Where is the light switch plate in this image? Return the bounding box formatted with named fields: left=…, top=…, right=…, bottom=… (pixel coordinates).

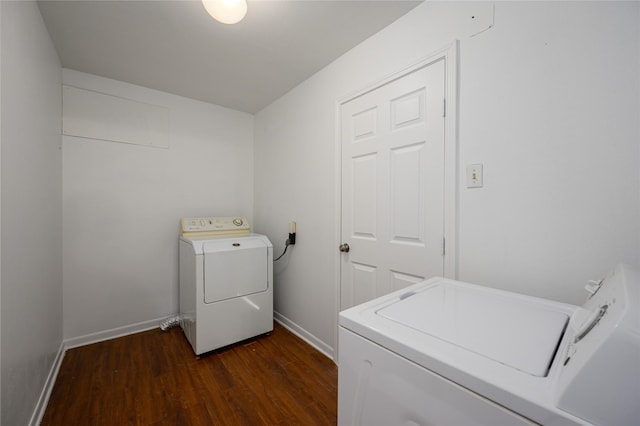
left=466, top=164, right=483, bottom=188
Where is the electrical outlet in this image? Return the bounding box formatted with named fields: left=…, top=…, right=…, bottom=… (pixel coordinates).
left=466, top=164, right=483, bottom=188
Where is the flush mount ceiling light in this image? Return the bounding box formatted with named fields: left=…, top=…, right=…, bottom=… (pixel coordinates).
left=201, top=0, right=248, bottom=25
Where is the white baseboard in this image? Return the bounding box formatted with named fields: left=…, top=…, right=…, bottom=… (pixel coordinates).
left=29, top=316, right=172, bottom=425
left=274, top=311, right=335, bottom=362
left=63, top=316, right=167, bottom=350
left=29, top=316, right=169, bottom=425
left=29, top=341, right=65, bottom=426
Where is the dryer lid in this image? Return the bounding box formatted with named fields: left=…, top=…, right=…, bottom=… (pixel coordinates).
left=376, top=281, right=569, bottom=377
left=203, top=238, right=269, bottom=304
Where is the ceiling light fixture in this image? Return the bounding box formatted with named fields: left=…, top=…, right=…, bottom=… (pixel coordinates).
left=201, top=0, right=248, bottom=25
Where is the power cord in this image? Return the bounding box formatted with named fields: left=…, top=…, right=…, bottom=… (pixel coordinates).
left=274, top=232, right=296, bottom=262
left=274, top=240, right=290, bottom=262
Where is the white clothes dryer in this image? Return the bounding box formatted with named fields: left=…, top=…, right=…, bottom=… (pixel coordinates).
left=179, top=217, right=273, bottom=355
left=338, top=263, right=639, bottom=426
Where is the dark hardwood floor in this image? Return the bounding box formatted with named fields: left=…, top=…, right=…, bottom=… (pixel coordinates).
left=41, top=322, right=338, bottom=425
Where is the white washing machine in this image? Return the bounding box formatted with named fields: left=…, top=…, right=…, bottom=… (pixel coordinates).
left=179, top=217, right=273, bottom=355
left=339, top=263, right=639, bottom=426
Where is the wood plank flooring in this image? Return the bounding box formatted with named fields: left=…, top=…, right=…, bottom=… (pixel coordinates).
left=41, top=323, right=338, bottom=425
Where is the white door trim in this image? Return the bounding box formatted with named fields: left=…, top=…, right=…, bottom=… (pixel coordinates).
left=332, top=41, right=459, bottom=361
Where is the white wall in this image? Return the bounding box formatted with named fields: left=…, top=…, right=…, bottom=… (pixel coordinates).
left=62, top=70, right=254, bottom=341
left=457, top=1, right=640, bottom=301
left=254, top=1, right=640, bottom=357
left=1, top=2, right=63, bottom=425
left=1, top=1, right=4, bottom=418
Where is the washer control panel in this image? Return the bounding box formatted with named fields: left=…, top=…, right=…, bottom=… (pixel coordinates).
left=181, top=216, right=250, bottom=236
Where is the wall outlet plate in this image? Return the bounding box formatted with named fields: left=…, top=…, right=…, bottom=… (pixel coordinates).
left=466, top=164, right=483, bottom=188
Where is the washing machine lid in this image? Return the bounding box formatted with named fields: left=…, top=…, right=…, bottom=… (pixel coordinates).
left=375, top=281, right=569, bottom=377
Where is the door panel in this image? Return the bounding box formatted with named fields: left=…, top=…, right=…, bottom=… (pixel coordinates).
left=352, top=262, right=377, bottom=307
left=353, top=107, right=378, bottom=140
left=341, top=59, right=446, bottom=311
left=352, top=154, right=377, bottom=238
left=389, top=270, right=425, bottom=291
left=390, top=142, right=425, bottom=244
left=391, top=88, right=425, bottom=129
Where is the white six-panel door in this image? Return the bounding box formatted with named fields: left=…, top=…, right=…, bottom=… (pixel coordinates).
left=340, top=58, right=446, bottom=310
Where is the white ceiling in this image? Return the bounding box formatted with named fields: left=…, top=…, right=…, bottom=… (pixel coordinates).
left=38, top=0, right=422, bottom=113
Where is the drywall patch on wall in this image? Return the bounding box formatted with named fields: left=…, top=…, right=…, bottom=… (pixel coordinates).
left=63, top=85, right=169, bottom=149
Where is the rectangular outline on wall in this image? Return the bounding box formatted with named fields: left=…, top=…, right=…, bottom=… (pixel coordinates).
left=62, top=85, right=170, bottom=149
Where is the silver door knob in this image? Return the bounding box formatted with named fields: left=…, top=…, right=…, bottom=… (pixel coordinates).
left=339, top=243, right=350, bottom=253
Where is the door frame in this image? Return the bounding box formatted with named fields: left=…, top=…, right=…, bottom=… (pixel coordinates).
left=332, top=41, right=459, bottom=360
